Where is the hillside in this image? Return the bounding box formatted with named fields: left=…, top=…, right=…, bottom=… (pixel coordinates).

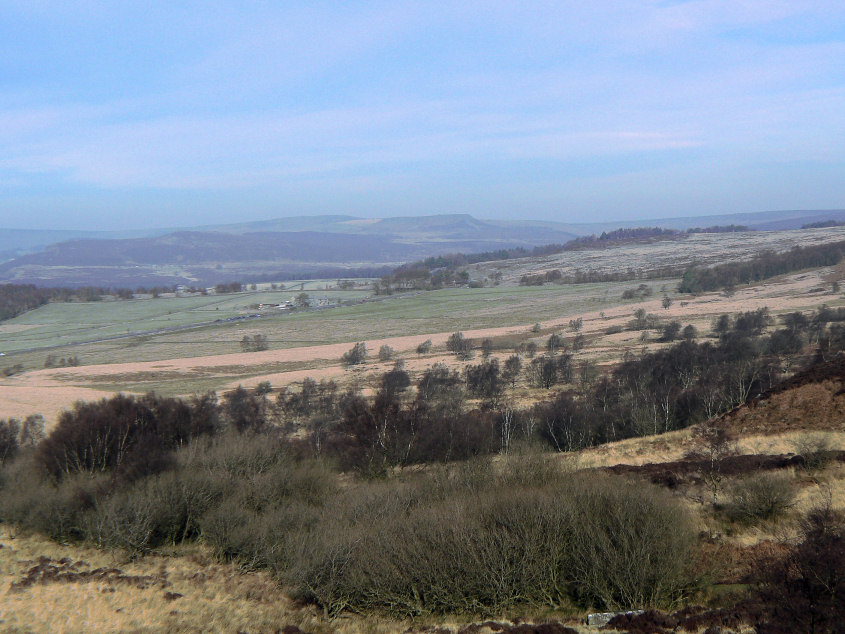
left=477, top=225, right=845, bottom=285
left=184, top=208, right=845, bottom=238
left=720, top=353, right=845, bottom=435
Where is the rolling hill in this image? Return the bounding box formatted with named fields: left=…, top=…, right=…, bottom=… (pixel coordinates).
left=3, top=209, right=845, bottom=287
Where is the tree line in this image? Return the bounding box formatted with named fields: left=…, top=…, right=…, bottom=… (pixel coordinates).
left=0, top=283, right=210, bottom=322
left=678, top=240, right=845, bottom=293
left=687, top=224, right=749, bottom=233
left=4, top=304, right=843, bottom=482
left=384, top=225, right=747, bottom=291
left=565, top=226, right=681, bottom=249
left=802, top=219, right=845, bottom=229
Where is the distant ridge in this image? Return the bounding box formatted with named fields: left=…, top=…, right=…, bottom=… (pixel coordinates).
left=173, top=208, right=845, bottom=236
left=2, top=209, right=844, bottom=287
left=3, top=208, right=844, bottom=253
left=553, top=209, right=845, bottom=235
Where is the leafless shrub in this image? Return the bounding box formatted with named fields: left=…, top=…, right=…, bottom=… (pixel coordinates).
left=497, top=447, right=564, bottom=489
left=682, top=324, right=697, bottom=341
left=0, top=462, right=101, bottom=542
left=88, top=486, right=160, bottom=555
left=726, top=472, right=796, bottom=524
left=757, top=503, right=845, bottom=632
left=563, top=475, right=699, bottom=610
left=199, top=499, right=272, bottom=569
left=19, top=414, right=45, bottom=448
left=0, top=418, right=20, bottom=465
left=688, top=420, right=736, bottom=506
left=284, top=471, right=699, bottom=616
left=341, top=342, right=367, bottom=366
left=240, top=334, right=269, bottom=352
left=518, top=340, right=538, bottom=358
left=447, top=331, right=474, bottom=360
left=222, top=385, right=269, bottom=434
left=792, top=433, right=834, bottom=474
left=502, top=354, right=523, bottom=388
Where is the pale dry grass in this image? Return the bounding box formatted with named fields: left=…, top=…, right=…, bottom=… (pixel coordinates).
left=574, top=429, right=696, bottom=468
left=0, top=385, right=116, bottom=430
left=735, top=430, right=845, bottom=456
left=0, top=531, right=597, bottom=634
left=0, top=531, right=292, bottom=633
left=573, top=427, right=843, bottom=471
left=0, top=324, right=39, bottom=334
left=0, top=531, right=426, bottom=634
left=723, top=380, right=845, bottom=436
left=718, top=463, right=845, bottom=548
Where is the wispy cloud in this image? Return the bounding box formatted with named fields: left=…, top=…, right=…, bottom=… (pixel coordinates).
left=1, top=1, right=843, bottom=226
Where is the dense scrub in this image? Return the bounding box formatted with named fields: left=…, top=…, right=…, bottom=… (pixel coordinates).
left=322, top=308, right=843, bottom=466
left=0, top=442, right=700, bottom=616
left=36, top=392, right=221, bottom=482
left=286, top=465, right=699, bottom=616
left=595, top=505, right=845, bottom=634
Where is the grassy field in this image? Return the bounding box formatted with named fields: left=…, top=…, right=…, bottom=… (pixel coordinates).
left=0, top=279, right=639, bottom=366
left=4, top=224, right=845, bottom=361
left=273, top=281, right=633, bottom=336
left=0, top=287, right=372, bottom=354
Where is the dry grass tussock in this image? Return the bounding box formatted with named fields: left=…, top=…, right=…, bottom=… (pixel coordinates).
left=0, top=532, right=602, bottom=634
left=576, top=428, right=845, bottom=470
left=0, top=531, right=433, bottom=633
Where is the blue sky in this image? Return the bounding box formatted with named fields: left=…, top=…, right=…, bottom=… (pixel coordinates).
left=1, top=1, right=844, bottom=230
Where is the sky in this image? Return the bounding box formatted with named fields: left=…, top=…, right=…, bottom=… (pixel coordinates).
left=1, top=1, right=844, bottom=231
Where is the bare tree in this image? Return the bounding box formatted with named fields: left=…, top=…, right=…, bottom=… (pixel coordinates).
left=341, top=342, right=368, bottom=366
left=446, top=332, right=473, bottom=360
left=688, top=420, right=736, bottom=506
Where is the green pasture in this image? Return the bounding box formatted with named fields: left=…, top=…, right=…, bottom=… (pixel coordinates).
left=0, top=287, right=372, bottom=354
left=257, top=278, right=372, bottom=292
left=1, top=294, right=240, bottom=353
left=2, top=271, right=839, bottom=397
left=278, top=280, right=652, bottom=334
left=0, top=279, right=677, bottom=379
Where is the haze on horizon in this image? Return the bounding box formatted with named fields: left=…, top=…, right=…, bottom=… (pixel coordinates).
left=1, top=1, right=844, bottom=232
